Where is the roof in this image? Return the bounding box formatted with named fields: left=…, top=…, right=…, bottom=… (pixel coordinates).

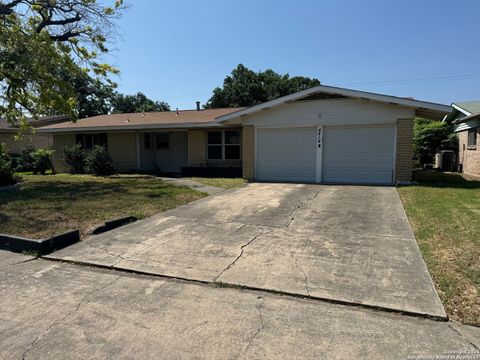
left=38, top=108, right=244, bottom=133
left=453, top=101, right=480, bottom=116
left=0, top=115, right=69, bottom=131
left=216, top=85, right=452, bottom=123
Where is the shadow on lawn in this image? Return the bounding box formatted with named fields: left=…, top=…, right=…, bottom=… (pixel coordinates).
left=412, top=170, right=480, bottom=189
left=0, top=179, right=176, bottom=206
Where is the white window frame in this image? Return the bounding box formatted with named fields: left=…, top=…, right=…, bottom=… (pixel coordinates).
left=207, top=130, right=241, bottom=161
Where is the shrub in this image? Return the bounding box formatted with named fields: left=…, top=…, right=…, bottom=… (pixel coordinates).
left=31, top=149, right=55, bottom=175
left=63, top=144, right=86, bottom=174
left=86, top=145, right=115, bottom=176
left=0, top=143, right=16, bottom=186
left=413, top=118, right=458, bottom=168
left=16, top=144, right=36, bottom=172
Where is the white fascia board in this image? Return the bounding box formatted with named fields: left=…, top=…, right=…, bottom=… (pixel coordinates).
left=37, top=122, right=228, bottom=133
left=215, top=85, right=452, bottom=123
left=452, top=103, right=472, bottom=116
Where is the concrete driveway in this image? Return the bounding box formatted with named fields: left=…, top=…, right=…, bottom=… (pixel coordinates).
left=48, top=183, right=446, bottom=318
left=2, top=251, right=479, bottom=360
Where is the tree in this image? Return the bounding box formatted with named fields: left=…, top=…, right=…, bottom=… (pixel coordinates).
left=205, top=64, right=320, bottom=108
left=0, top=0, right=125, bottom=125
left=413, top=118, right=458, bottom=167
left=112, top=92, right=170, bottom=113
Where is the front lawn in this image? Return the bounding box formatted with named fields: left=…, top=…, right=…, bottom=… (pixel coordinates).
left=188, top=177, right=247, bottom=189
left=0, top=174, right=205, bottom=239
left=398, top=171, right=480, bottom=326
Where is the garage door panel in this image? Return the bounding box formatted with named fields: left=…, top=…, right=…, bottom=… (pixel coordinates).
left=257, top=128, right=316, bottom=182
left=323, top=125, right=395, bottom=185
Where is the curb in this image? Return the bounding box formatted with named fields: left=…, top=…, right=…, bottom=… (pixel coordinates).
left=91, top=216, right=137, bottom=235
left=0, top=230, right=80, bottom=255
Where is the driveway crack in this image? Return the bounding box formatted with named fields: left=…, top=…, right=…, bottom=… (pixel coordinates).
left=286, top=189, right=322, bottom=228
left=243, top=296, right=265, bottom=358
left=21, top=275, right=121, bottom=359
left=214, top=229, right=265, bottom=282
left=289, top=244, right=311, bottom=297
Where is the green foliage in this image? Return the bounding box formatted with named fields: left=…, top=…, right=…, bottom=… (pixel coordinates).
left=31, top=149, right=54, bottom=175
left=0, top=0, right=125, bottom=124
left=413, top=118, right=458, bottom=167
left=16, top=145, right=36, bottom=172
left=112, top=92, right=170, bottom=113
left=205, top=64, right=321, bottom=108
left=63, top=144, right=86, bottom=174
left=86, top=146, right=115, bottom=176
left=0, top=143, right=16, bottom=186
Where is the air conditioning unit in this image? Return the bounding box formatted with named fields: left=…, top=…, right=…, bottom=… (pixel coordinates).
left=435, top=150, right=455, bottom=172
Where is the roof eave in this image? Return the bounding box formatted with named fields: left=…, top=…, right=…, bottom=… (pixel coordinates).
left=36, top=121, right=230, bottom=133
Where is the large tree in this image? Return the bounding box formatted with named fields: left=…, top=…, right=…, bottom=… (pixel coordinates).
left=112, top=92, right=170, bottom=114
left=0, top=0, right=125, bottom=125
left=205, top=64, right=320, bottom=108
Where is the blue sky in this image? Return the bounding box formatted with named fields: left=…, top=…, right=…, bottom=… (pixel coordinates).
left=106, top=0, right=480, bottom=109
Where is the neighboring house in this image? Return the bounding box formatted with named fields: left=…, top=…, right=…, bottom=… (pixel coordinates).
left=449, top=101, right=480, bottom=176
left=38, top=85, right=451, bottom=185
left=0, top=116, right=69, bottom=155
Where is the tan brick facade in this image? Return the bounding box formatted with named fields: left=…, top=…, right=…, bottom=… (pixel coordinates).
left=108, top=132, right=137, bottom=171
left=458, top=129, right=480, bottom=176
left=187, top=129, right=206, bottom=166
left=52, top=134, right=75, bottom=172
left=242, top=125, right=255, bottom=180
left=395, top=119, right=414, bottom=182
left=52, top=132, right=138, bottom=173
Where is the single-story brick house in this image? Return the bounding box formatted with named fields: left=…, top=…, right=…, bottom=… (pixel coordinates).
left=450, top=101, right=480, bottom=176
left=38, top=85, right=451, bottom=184
left=0, top=116, right=69, bottom=155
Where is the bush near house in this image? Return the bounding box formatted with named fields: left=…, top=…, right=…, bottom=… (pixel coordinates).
left=413, top=118, right=457, bottom=168
left=63, top=144, right=86, bottom=174
left=86, top=145, right=116, bottom=176
left=0, top=143, right=16, bottom=187
left=31, top=149, right=55, bottom=175
left=16, top=145, right=36, bottom=172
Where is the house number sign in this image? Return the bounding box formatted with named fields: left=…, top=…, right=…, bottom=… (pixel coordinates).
left=317, top=128, right=322, bottom=148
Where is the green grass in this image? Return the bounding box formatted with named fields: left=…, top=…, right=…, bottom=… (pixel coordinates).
left=397, top=170, right=480, bottom=326
left=0, top=174, right=205, bottom=239
left=188, top=177, right=247, bottom=189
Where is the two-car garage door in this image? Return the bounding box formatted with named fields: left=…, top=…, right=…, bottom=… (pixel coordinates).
left=256, top=125, right=395, bottom=184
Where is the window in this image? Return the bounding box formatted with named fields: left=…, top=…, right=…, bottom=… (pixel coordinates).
left=207, top=130, right=240, bottom=160
left=76, top=133, right=107, bottom=150
left=156, top=133, right=169, bottom=149
left=467, top=128, right=477, bottom=149
left=143, top=133, right=152, bottom=150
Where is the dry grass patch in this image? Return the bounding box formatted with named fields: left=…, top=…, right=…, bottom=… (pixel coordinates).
left=0, top=174, right=205, bottom=239
left=398, top=171, right=480, bottom=326
left=188, top=177, right=247, bottom=189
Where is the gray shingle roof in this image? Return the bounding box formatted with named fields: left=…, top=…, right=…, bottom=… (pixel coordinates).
left=455, top=101, right=480, bottom=115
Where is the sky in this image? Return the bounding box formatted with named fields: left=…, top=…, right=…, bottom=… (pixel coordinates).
left=105, top=0, right=480, bottom=110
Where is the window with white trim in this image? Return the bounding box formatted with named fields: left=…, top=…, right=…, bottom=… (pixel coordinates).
left=207, top=130, right=240, bottom=160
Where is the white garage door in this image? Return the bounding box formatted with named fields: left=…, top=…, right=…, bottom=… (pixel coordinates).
left=323, top=125, right=395, bottom=184
left=257, top=127, right=316, bottom=182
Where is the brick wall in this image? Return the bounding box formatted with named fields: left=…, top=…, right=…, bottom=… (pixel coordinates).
left=458, top=129, right=480, bottom=176
left=395, top=119, right=414, bottom=182
left=242, top=125, right=255, bottom=180
left=187, top=129, right=206, bottom=166
left=52, top=134, right=75, bottom=172
left=108, top=132, right=137, bottom=171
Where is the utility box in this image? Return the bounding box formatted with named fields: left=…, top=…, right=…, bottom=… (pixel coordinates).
left=435, top=150, right=455, bottom=172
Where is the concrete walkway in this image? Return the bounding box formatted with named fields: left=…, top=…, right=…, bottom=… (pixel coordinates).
left=1, top=252, right=479, bottom=360
left=158, top=177, right=224, bottom=195
left=48, top=183, right=446, bottom=318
